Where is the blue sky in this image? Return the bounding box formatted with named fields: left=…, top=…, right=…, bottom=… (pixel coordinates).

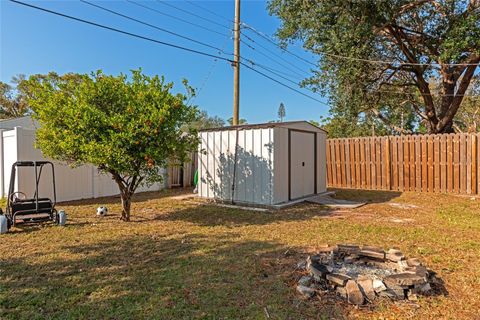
left=0, top=0, right=331, bottom=124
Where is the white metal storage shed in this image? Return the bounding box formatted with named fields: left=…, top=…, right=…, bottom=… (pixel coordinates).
left=198, top=121, right=327, bottom=206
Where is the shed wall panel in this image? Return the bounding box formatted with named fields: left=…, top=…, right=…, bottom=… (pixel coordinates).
left=273, top=127, right=288, bottom=204
left=317, top=132, right=327, bottom=193
left=198, top=128, right=274, bottom=205
left=261, top=129, right=273, bottom=204
left=198, top=132, right=208, bottom=198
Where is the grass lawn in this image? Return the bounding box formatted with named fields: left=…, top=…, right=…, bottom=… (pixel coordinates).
left=1, top=188, right=480, bottom=319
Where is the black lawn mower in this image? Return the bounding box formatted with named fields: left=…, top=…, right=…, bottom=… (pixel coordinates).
left=0, top=161, right=66, bottom=233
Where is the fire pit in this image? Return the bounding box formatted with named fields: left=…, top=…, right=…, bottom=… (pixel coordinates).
left=296, top=244, right=436, bottom=305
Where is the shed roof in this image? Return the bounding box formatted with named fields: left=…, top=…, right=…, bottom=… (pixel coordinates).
left=199, top=120, right=327, bottom=133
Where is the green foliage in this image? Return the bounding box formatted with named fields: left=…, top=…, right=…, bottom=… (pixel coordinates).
left=451, top=77, right=480, bottom=132
left=269, top=0, right=480, bottom=134
left=0, top=74, right=30, bottom=119
left=23, top=70, right=199, bottom=220
left=277, top=102, right=286, bottom=122
left=318, top=101, right=418, bottom=138
left=190, top=110, right=225, bottom=130
left=227, top=117, right=247, bottom=125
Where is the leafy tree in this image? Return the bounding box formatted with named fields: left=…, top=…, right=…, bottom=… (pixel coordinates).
left=23, top=70, right=199, bottom=221
left=278, top=102, right=286, bottom=122
left=0, top=74, right=30, bottom=119
left=269, top=0, right=480, bottom=134
left=227, top=117, right=247, bottom=125
left=452, top=76, right=480, bottom=132
left=190, top=110, right=225, bottom=129
left=316, top=108, right=418, bottom=138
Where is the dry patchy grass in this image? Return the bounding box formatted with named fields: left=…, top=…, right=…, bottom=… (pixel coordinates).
left=1, top=188, right=480, bottom=319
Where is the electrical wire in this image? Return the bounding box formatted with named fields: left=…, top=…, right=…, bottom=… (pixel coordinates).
left=242, top=58, right=304, bottom=81
left=82, top=0, right=313, bottom=97
left=10, top=0, right=326, bottom=105
left=155, top=0, right=231, bottom=30
left=126, top=0, right=228, bottom=37
left=241, top=22, right=317, bottom=67
left=185, top=0, right=234, bottom=24
left=241, top=39, right=306, bottom=79
left=241, top=22, right=480, bottom=67
left=364, top=88, right=480, bottom=98
left=242, top=58, right=303, bottom=87
left=241, top=32, right=311, bottom=75
left=240, top=62, right=329, bottom=105
left=81, top=0, right=233, bottom=55
left=10, top=0, right=233, bottom=62
left=188, top=35, right=232, bottom=104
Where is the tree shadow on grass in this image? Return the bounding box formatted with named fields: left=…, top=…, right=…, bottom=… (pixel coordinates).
left=330, top=188, right=402, bottom=204
left=0, top=233, right=347, bottom=319
left=58, top=188, right=188, bottom=207
left=152, top=202, right=339, bottom=227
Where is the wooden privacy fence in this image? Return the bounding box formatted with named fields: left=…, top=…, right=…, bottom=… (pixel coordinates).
left=167, top=152, right=198, bottom=188
left=326, top=133, right=480, bottom=194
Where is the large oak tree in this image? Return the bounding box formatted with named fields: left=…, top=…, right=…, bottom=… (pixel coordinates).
left=269, top=0, right=480, bottom=134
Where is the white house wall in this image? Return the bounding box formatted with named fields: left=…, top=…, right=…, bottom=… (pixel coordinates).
left=0, top=116, right=37, bottom=131
left=1, top=128, right=164, bottom=202
left=16, top=128, right=91, bottom=201
left=2, top=129, right=19, bottom=196
left=198, top=128, right=274, bottom=205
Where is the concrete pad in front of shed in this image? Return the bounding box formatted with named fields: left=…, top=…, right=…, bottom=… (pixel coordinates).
left=305, top=195, right=366, bottom=209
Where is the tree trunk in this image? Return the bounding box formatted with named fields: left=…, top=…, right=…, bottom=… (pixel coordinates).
left=120, top=191, right=132, bottom=222
left=107, top=169, right=143, bottom=222
left=440, top=120, right=455, bottom=133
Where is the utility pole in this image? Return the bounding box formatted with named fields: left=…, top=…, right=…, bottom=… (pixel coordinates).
left=232, top=0, right=240, bottom=125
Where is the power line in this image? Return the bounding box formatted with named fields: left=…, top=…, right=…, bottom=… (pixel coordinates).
left=241, top=39, right=306, bottom=79
left=241, top=22, right=317, bottom=67
left=242, top=58, right=304, bottom=81
left=126, top=0, right=228, bottom=37
left=240, top=62, right=328, bottom=105
left=241, top=22, right=480, bottom=67
left=10, top=0, right=233, bottom=63
left=242, top=58, right=303, bottom=88
left=10, top=0, right=326, bottom=105
left=185, top=0, right=234, bottom=24
left=188, top=37, right=231, bottom=104
left=155, top=0, right=231, bottom=30
left=242, top=23, right=479, bottom=98
left=241, top=57, right=327, bottom=100
left=241, top=32, right=311, bottom=75
left=365, top=88, right=480, bottom=98
left=81, top=0, right=233, bottom=55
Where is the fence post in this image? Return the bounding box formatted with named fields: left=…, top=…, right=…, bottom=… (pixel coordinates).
left=385, top=137, right=391, bottom=190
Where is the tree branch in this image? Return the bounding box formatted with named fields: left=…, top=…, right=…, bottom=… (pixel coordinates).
left=371, top=108, right=412, bottom=134
left=437, top=56, right=480, bottom=131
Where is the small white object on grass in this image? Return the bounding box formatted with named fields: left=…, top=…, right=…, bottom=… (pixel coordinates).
left=0, top=215, right=8, bottom=234
left=96, top=206, right=108, bottom=216
left=58, top=210, right=67, bottom=226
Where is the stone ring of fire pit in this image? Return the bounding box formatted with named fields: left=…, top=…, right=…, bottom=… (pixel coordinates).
left=296, top=244, right=435, bottom=305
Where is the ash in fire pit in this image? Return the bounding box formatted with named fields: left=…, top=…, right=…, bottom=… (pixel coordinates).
left=296, top=244, right=437, bottom=305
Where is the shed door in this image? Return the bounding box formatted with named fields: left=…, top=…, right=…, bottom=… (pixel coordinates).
left=290, top=131, right=315, bottom=200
